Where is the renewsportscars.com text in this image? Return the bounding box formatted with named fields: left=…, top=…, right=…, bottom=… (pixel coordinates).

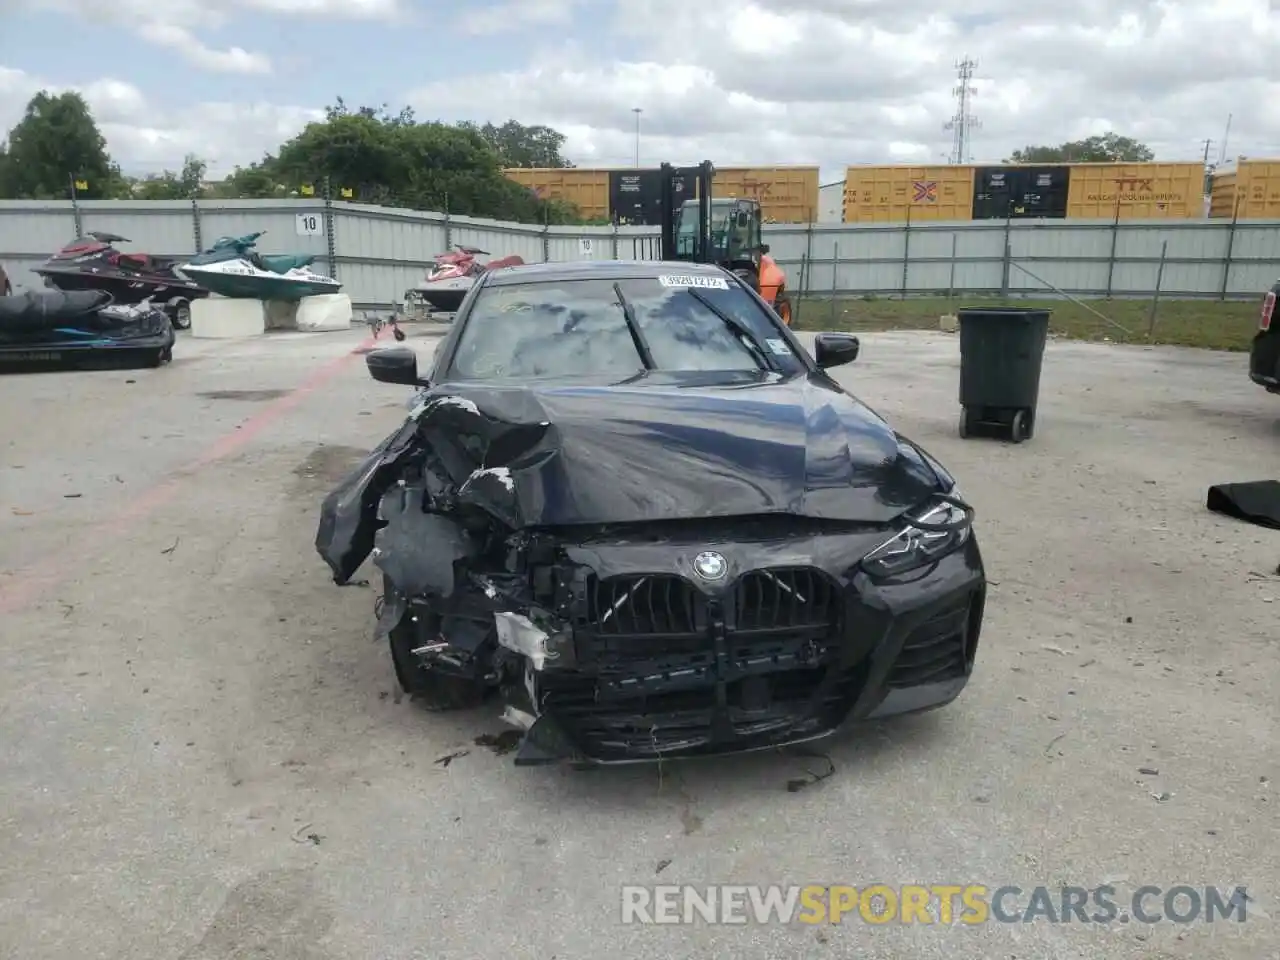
left=620, top=884, right=1250, bottom=926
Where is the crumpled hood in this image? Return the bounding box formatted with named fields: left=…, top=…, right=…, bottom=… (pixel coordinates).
left=426, top=374, right=944, bottom=527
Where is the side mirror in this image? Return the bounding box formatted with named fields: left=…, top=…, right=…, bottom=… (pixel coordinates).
left=367, top=346, right=428, bottom=386
left=759, top=243, right=770, bottom=255
left=814, top=333, right=859, bottom=369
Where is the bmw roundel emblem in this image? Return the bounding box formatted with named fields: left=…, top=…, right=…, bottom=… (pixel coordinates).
left=692, top=551, right=728, bottom=581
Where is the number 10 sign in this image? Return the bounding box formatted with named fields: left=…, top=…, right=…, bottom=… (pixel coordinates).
left=295, top=213, right=324, bottom=237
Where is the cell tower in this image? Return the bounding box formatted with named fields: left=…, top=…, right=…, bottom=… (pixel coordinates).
left=944, top=56, right=981, bottom=164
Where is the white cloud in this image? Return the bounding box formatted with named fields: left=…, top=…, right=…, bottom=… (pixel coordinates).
left=9, top=0, right=406, bottom=74
left=136, top=22, right=272, bottom=75
left=459, top=0, right=580, bottom=34
left=6, top=0, right=1280, bottom=184
left=409, top=0, right=1280, bottom=176
left=17, top=0, right=272, bottom=74
left=0, top=67, right=322, bottom=176
left=239, top=0, right=403, bottom=17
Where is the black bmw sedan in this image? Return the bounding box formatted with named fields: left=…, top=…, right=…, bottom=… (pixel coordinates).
left=1250, top=280, right=1279, bottom=394
left=317, top=259, right=985, bottom=765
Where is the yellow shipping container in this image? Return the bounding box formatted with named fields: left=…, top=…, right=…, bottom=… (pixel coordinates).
left=1210, top=158, right=1280, bottom=218
left=506, top=165, right=819, bottom=223
left=1064, top=162, right=1203, bottom=219
left=502, top=168, right=610, bottom=220
left=842, top=166, right=975, bottom=223
left=712, top=166, right=820, bottom=223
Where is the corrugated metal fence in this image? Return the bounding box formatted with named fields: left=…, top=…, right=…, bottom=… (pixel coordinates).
left=1, top=199, right=1277, bottom=307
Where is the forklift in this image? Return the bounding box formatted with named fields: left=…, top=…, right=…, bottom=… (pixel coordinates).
left=657, top=161, right=793, bottom=325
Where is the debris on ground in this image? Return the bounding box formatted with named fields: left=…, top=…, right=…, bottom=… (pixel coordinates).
left=291, top=822, right=323, bottom=844
left=1206, top=480, right=1280, bottom=530
left=474, top=731, right=521, bottom=756
left=783, top=748, right=836, bottom=793
left=434, top=749, right=469, bottom=767
left=655, top=859, right=672, bottom=874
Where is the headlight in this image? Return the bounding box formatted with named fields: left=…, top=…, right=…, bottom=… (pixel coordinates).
left=860, top=493, right=973, bottom=579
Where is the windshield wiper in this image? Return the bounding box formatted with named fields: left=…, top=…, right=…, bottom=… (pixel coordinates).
left=614, top=282, right=655, bottom=370
left=686, top=288, right=774, bottom=371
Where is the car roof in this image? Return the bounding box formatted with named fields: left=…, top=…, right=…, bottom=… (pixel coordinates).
left=484, top=259, right=730, bottom=286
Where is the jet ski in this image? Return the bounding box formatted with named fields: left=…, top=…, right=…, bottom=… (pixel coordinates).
left=175, top=231, right=341, bottom=302
left=0, top=289, right=175, bottom=371
left=404, top=245, right=525, bottom=314
left=32, top=231, right=208, bottom=330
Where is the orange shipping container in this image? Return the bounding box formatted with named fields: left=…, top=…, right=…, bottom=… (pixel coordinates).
left=1210, top=158, right=1280, bottom=218
left=842, top=166, right=975, bottom=223
left=1064, top=162, right=1203, bottom=219
left=502, top=168, right=610, bottom=220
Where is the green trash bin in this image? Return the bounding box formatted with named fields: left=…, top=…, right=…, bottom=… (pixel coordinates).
left=957, top=307, right=1051, bottom=443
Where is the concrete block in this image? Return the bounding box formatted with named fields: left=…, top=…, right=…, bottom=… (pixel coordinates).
left=939, top=314, right=959, bottom=333
left=265, top=300, right=299, bottom=331
left=190, top=296, right=266, bottom=338
left=295, top=293, right=353, bottom=332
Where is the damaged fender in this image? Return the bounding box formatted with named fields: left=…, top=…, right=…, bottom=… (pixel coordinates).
left=314, top=391, right=555, bottom=585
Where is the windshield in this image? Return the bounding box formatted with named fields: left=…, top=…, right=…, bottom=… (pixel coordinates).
left=448, top=276, right=801, bottom=381
left=675, top=201, right=743, bottom=257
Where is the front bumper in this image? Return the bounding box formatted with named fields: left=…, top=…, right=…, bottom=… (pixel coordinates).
left=503, top=527, right=986, bottom=765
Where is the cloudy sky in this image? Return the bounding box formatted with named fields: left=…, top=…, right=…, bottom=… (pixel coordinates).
left=1, top=0, right=1277, bottom=182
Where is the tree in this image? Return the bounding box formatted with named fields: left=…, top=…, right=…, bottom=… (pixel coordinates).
left=1006, top=133, right=1155, bottom=164
left=325, top=97, right=415, bottom=128
left=131, top=154, right=209, bottom=200
left=1, top=91, right=125, bottom=199
left=458, top=120, right=572, bottom=168
left=0, top=88, right=585, bottom=222
left=265, top=102, right=580, bottom=222
left=213, top=161, right=287, bottom=199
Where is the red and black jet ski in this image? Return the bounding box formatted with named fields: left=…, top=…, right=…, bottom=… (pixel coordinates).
left=32, top=231, right=208, bottom=329
left=404, top=245, right=525, bottom=314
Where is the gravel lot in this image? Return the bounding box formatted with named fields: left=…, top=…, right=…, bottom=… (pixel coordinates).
left=0, top=325, right=1276, bottom=960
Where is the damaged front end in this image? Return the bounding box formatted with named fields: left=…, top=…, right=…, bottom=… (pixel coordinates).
left=317, top=384, right=985, bottom=766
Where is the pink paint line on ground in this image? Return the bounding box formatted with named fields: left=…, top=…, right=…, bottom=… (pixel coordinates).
left=0, top=335, right=380, bottom=615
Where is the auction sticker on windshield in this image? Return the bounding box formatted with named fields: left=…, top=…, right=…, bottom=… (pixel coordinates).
left=765, top=338, right=793, bottom=356
left=659, top=275, right=729, bottom=289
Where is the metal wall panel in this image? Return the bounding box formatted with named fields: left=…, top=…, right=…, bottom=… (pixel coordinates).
left=196, top=201, right=330, bottom=256
left=332, top=204, right=447, bottom=264
left=2, top=200, right=1278, bottom=304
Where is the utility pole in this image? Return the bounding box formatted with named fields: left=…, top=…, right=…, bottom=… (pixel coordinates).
left=943, top=57, right=981, bottom=164
left=1201, top=138, right=1215, bottom=197
left=632, top=108, right=642, bottom=167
